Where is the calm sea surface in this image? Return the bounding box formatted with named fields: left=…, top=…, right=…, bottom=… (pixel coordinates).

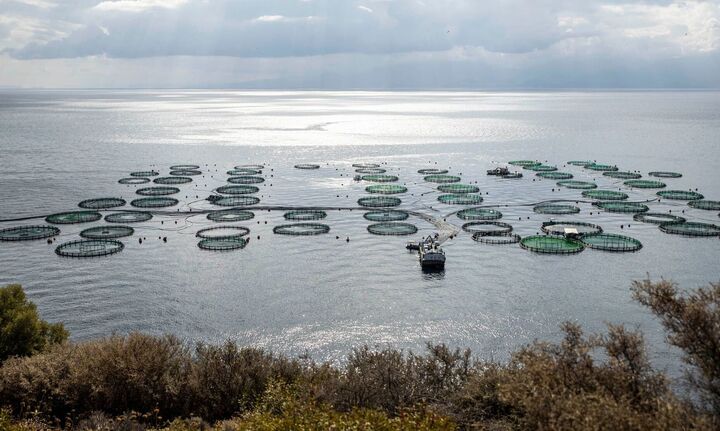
left=0, top=90, right=718, bottom=370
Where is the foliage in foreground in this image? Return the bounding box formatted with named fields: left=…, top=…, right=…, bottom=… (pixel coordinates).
left=0, top=279, right=718, bottom=430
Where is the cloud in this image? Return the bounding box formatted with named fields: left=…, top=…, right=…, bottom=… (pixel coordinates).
left=93, top=0, right=188, bottom=13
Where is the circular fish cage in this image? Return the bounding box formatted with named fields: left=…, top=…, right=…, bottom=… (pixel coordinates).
left=501, top=173, right=523, bottom=179
left=649, top=171, right=682, bottom=178
left=78, top=198, right=126, bottom=209
left=524, top=164, right=557, bottom=172
left=624, top=179, right=666, bottom=189
left=557, top=180, right=597, bottom=190
left=580, top=233, right=642, bottom=252
left=353, top=163, right=381, bottom=169
left=216, top=185, right=260, bottom=195
left=207, top=209, right=255, bottom=222
left=273, top=223, right=330, bottom=236
left=227, top=176, right=265, bottom=184
left=356, top=168, right=386, bottom=174
left=80, top=225, right=134, bottom=239
left=198, top=237, right=248, bottom=251
left=537, top=172, right=573, bottom=180
left=105, top=211, right=153, bottom=223
left=294, top=164, right=320, bottom=170
left=582, top=190, right=628, bottom=200
left=659, top=221, right=720, bottom=237
left=603, top=171, right=642, bottom=179
left=119, top=177, right=151, bottom=185
left=594, top=201, right=649, bottom=214
left=633, top=212, right=685, bottom=224
left=438, top=194, right=484, bottom=205
left=418, top=168, right=449, bottom=175
left=533, top=204, right=580, bottom=215
left=154, top=176, right=192, bottom=185
left=284, top=210, right=327, bottom=221
left=584, top=163, right=618, bottom=172
left=227, top=168, right=261, bottom=176
left=567, top=160, right=593, bottom=166
left=170, top=164, right=200, bottom=170
left=656, top=190, right=704, bottom=200
left=0, top=225, right=60, bottom=241
left=520, top=236, right=585, bottom=254
left=358, top=196, right=402, bottom=208
left=130, top=171, right=159, bottom=177
left=688, top=200, right=720, bottom=211
left=457, top=208, right=502, bottom=220
left=55, top=239, right=124, bottom=258
left=363, top=210, right=409, bottom=222
left=130, top=197, right=179, bottom=208
left=170, top=170, right=201, bottom=176
left=472, top=232, right=521, bottom=244
left=366, top=184, right=407, bottom=194
left=542, top=221, right=602, bottom=235
left=235, top=164, right=264, bottom=170
left=46, top=211, right=102, bottom=224
left=209, top=196, right=260, bottom=207
left=424, top=174, right=461, bottom=183
left=362, top=174, right=399, bottom=183
left=367, top=222, right=418, bottom=236
left=509, top=160, right=540, bottom=167
left=136, top=186, right=180, bottom=196
left=437, top=184, right=480, bottom=194
left=196, top=226, right=250, bottom=239
left=462, top=221, right=513, bottom=236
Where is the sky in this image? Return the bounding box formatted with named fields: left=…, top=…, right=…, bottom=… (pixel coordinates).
left=0, top=0, right=719, bottom=88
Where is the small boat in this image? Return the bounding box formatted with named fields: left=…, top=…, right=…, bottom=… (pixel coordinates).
left=487, top=166, right=510, bottom=176
left=353, top=175, right=362, bottom=181
left=418, top=235, right=445, bottom=269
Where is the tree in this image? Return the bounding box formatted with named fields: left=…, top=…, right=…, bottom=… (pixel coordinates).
left=0, top=284, right=68, bottom=362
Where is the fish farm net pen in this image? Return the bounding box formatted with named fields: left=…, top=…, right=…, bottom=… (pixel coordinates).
left=462, top=221, right=513, bottom=235
left=79, top=226, right=134, bottom=240
left=195, top=226, right=250, bottom=239
left=55, top=239, right=125, bottom=258
left=363, top=210, right=409, bottom=222
left=542, top=221, right=603, bottom=235
left=472, top=232, right=521, bottom=244
left=284, top=210, right=327, bottom=220
left=580, top=233, right=642, bottom=252
left=367, top=222, right=418, bottom=236
left=198, top=237, right=248, bottom=251
left=520, top=236, right=585, bottom=254
left=0, top=225, right=60, bottom=241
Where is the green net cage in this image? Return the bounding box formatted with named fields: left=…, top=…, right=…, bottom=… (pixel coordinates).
left=105, top=211, right=153, bottom=223
left=154, top=176, right=192, bottom=185
left=137, top=186, right=180, bottom=196
left=437, top=184, right=480, bottom=193
left=542, top=221, right=602, bottom=235
left=198, top=237, right=248, bottom=251
left=603, top=171, right=642, bottom=179
left=418, top=168, right=449, bottom=174
left=196, top=226, right=250, bottom=238
left=438, top=194, right=484, bottom=205
left=688, top=200, right=720, bottom=211
left=131, top=197, right=179, bottom=208
left=594, top=201, right=649, bottom=213
left=584, top=163, right=618, bottom=172
left=130, top=171, right=159, bottom=177
left=235, top=164, right=264, bottom=170
left=524, top=164, right=558, bottom=172
left=537, top=172, right=573, bottom=180
left=273, top=223, right=331, bottom=236
left=0, top=225, right=60, bottom=241
left=170, top=170, right=201, bottom=176
left=119, top=177, right=151, bottom=185
left=358, top=196, right=402, bottom=207
left=509, top=160, right=540, bottom=167
left=367, top=222, right=418, bottom=236
left=362, top=174, right=399, bottom=182
left=80, top=225, right=134, bottom=239
left=649, top=171, right=682, bottom=178
left=424, top=174, right=461, bottom=183
left=633, top=213, right=685, bottom=224
left=457, top=208, right=502, bottom=220
left=624, top=179, right=666, bottom=189
left=78, top=198, right=126, bottom=209
left=55, top=239, right=124, bottom=257
left=657, top=190, right=704, bottom=200
left=216, top=185, right=260, bottom=195
left=170, top=164, right=200, bottom=170
left=363, top=210, right=409, bottom=221
left=500, top=173, right=523, bottom=179
left=582, top=190, right=628, bottom=200
left=46, top=211, right=102, bottom=224
left=557, top=180, right=597, bottom=190
left=472, top=232, right=521, bottom=244
left=228, top=176, right=265, bottom=184
left=567, top=160, right=593, bottom=166
left=366, top=184, right=407, bottom=194
left=520, top=236, right=585, bottom=254
left=580, top=233, right=642, bottom=252
left=659, top=221, right=720, bottom=237
left=294, top=164, right=320, bottom=170
left=533, top=204, right=580, bottom=215
left=284, top=210, right=327, bottom=220
left=227, top=168, right=262, bottom=176
left=462, top=221, right=513, bottom=235
left=356, top=168, right=387, bottom=174
left=207, top=209, right=255, bottom=222
left=353, top=163, right=380, bottom=169
left=209, top=196, right=260, bottom=207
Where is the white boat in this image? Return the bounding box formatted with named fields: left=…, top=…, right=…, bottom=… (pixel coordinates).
left=418, top=235, right=445, bottom=269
